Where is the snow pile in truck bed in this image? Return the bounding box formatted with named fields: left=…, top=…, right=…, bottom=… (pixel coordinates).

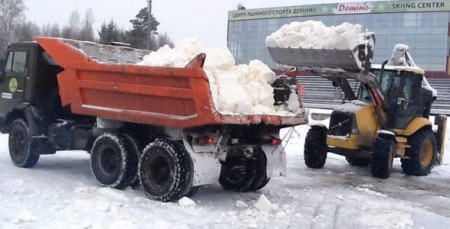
left=266, top=20, right=365, bottom=50
left=138, top=39, right=300, bottom=115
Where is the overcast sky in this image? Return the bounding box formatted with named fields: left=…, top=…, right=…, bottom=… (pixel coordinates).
left=25, top=0, right=383, bottom=48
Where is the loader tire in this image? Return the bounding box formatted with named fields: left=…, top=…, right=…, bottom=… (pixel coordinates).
left=304, top=126, right=328, bottom=169
left=371, top=134, right=395, bottom=179
left=346, top=156, right=371, bottom=167
left=90, top=133, right=138, bottom=189
left=139, top=139, right=194, bottom=202
left=219, top=151, right=257, bottom=192
left=401, top=129, right=437, bottom=176
left=8, top=119, right=40, bottom=168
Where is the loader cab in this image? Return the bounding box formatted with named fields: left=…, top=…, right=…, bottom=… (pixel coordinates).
left=358, top=66, right=434, bottom=129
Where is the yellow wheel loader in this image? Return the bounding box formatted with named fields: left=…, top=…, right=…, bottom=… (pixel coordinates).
left=268, top=36, right=447, bottom=179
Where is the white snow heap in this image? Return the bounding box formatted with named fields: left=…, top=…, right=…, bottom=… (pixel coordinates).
left=138, top=39, right=301, bottom=115
left=266, top=20, right=367, bottom=50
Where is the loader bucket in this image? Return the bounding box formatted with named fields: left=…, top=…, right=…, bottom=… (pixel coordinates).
left=268, top=47, right=362, bottom=73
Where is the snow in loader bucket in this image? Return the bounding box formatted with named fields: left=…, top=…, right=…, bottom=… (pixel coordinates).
left=267, top=46, right=364, bottom=73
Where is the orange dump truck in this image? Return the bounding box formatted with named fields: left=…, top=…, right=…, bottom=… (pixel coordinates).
left=0, top=37, right=307, bottom=201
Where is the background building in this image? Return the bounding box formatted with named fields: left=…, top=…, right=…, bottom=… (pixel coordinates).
left=227, top=0, right=450, bottom=77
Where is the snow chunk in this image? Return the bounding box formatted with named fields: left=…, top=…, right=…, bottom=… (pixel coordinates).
left=178, top=197, right=196, bottom=208
left=236, top=200, right=249, bottom=208
left=266, top=20, right=366, bottom=50
left=138, top=39, right=300, bottom=115
left=254, top=194, right=277, bottom=212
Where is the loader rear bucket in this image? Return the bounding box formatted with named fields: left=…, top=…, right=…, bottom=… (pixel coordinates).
left=268, top=47, right=363, bottom=73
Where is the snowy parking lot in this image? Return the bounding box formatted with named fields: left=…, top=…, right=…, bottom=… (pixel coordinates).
left=1, top=109, right=450, bottom=228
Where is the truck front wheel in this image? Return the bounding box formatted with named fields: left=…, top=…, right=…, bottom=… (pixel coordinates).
left=304, top=126, right=328, bottom=168
left=8, top=119, right=40, bottom=168
left=90, top=133, right=138, bottom=189
left=139, top=139, right=193, bottom=202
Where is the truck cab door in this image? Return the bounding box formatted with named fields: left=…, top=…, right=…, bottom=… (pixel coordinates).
left=0, top=47, right=33, bottom=115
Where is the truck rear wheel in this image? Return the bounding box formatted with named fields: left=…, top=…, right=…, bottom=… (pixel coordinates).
left=90, top=132, right=138, bottom=189
left=304, top=126, right=328, bottom=168
left=139, top=139, right=193, bottom=202
left=248, top=148, right=270, bottom=191
left=219, top=147, right=268, bottom=192
left=8, top=119, right=40, bottom=168
left=371, top=134, right=395, bottom=179
left=219, top=155, right=256, bottom=192
left=401, top=129, right=436, bottom=176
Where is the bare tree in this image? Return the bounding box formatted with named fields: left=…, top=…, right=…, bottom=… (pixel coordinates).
left=157, top=33, right=174, bottom=49
left=79, top=8, right=95, bottom=41
left=14, top=21, right=40, bottom=42
left=61, top=10, right=80, bottom=39
left=0, top=0, right=25, bottom=56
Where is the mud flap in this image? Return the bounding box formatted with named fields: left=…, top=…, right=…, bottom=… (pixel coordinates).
left=261, top=145, right=286, bottom=177
left=182, top=138, right=221, bottom=186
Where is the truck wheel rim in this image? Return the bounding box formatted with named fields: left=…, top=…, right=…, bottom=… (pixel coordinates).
left=149, top=154, right=170, bottom=186
left=9, top=128, right=27, bottom=162
left=421, top=140, right=433, bottom=167
left=99, top=147, right=119, bottom=175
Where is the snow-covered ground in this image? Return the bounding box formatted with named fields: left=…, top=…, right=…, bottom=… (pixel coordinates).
left=1, top=109, right=450, bottom=228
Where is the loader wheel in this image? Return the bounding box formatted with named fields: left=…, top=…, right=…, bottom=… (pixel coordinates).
left=139, top=139, right=194, bottom=202
left=219, top=149, right=258, bottom=192
left=371, top=134, right=395, bottom=179
left=346, top=155, right=371, bottom=167
left=90, top=133, right=138, bottom=189
left=304, top=126, right=328, bottom=168
left=8, top=119, right=40, bottom=168
left=401, top=129, right=437, bottom=176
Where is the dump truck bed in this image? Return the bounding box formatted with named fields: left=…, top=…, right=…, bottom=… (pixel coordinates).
left=35, top=37, right=306, bottom=128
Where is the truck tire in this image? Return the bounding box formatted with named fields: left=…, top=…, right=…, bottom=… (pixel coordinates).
left=401, top=129, right=436, bottom=176
left=248, top=148, right=270, bottom=191
left=219, top=147, right=268, bottom=192
left=304, top=126, right=328, bottom=168
left=371, top=134, right=395, bottom=179
left=139, top=139, right=193, bottom=202
left=346, top=155, right=371, bottom=167
left=8, top=119, right=40, bottom=168
left=90, top=133, right=137, bottom=189
left=119, top=133, right=140, bottom=187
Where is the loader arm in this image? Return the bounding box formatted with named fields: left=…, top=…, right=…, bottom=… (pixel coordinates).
left=267, top=32, right=389, bottom=128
